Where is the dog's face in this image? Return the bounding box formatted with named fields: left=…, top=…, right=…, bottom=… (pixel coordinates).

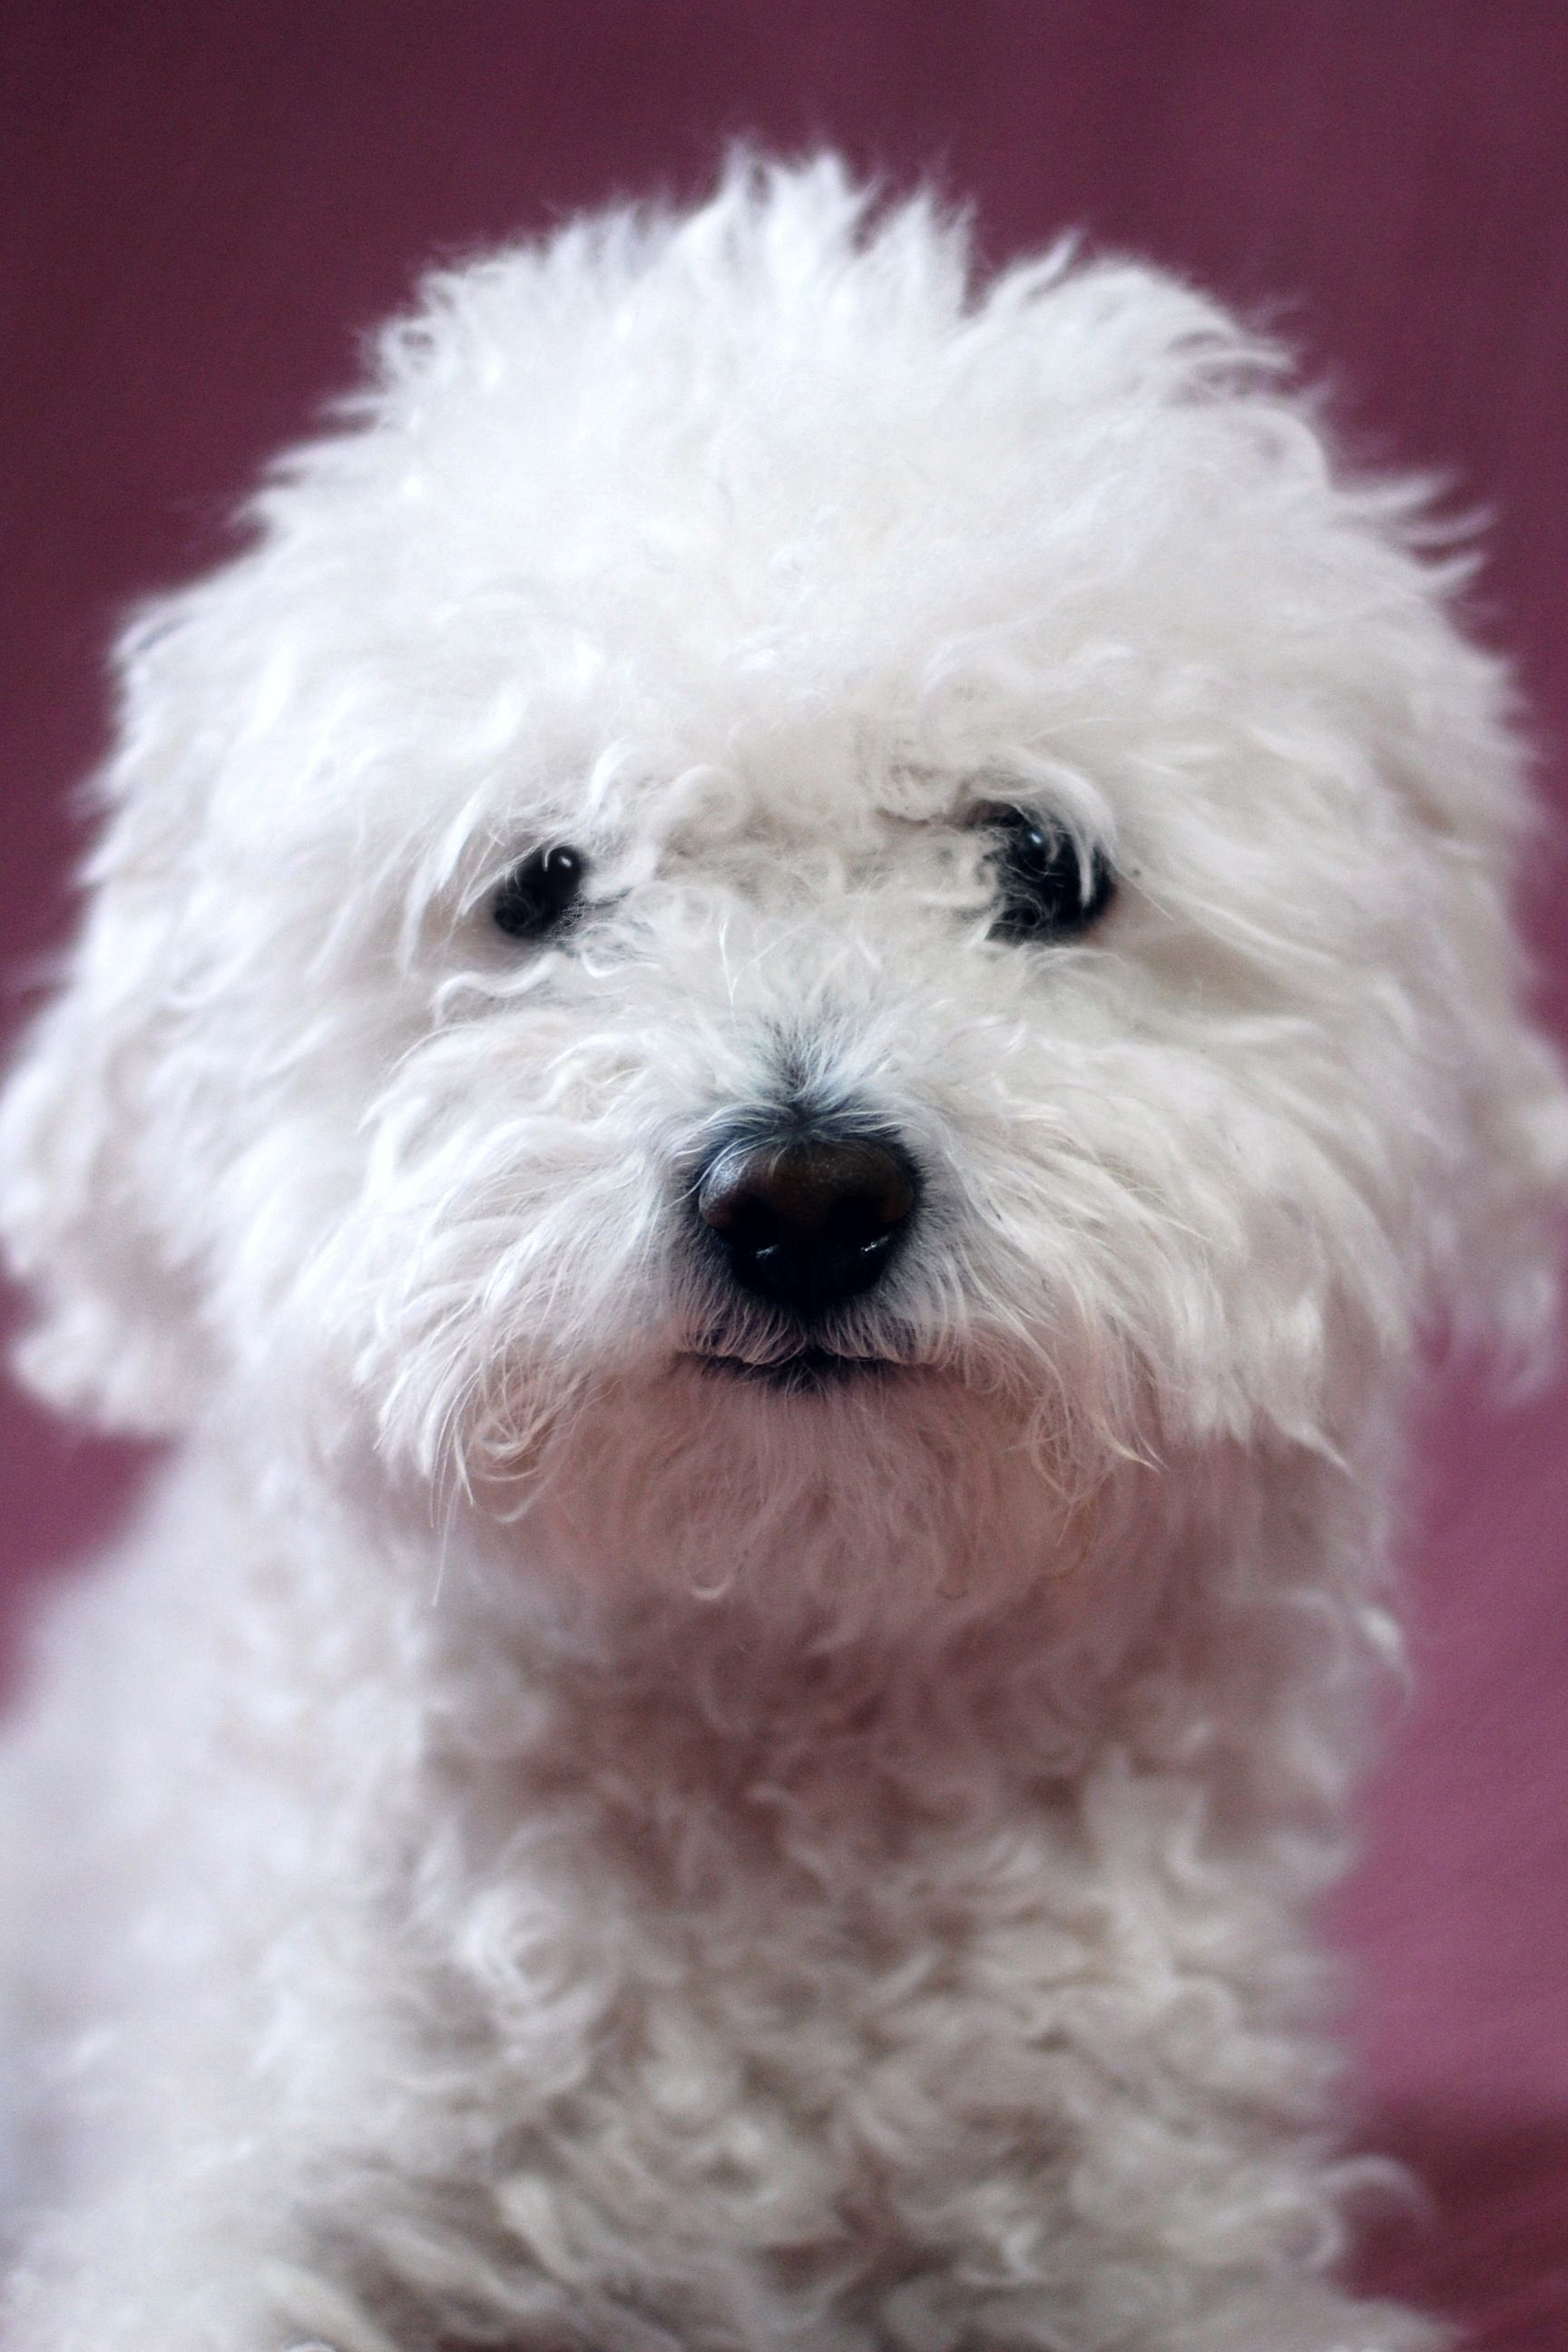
left=4, top=166, right=1563, bottom=1602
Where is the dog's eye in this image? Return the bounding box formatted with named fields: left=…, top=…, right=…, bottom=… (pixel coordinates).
left=492, top=845, right=587, bottom=941
left=981, top=805, right=1115, bottom=942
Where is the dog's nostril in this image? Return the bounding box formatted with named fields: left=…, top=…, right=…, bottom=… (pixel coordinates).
left=696, top=1135, right=918, bottom=1314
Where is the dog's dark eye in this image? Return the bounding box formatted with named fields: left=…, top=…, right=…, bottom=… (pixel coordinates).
left=492, top=845, right=587, bottom=941
left=982, top=805, right=1115, bottom=942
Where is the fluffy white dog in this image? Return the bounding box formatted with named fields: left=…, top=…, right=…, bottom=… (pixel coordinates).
left=0, top=159, right=1563, bottom=2352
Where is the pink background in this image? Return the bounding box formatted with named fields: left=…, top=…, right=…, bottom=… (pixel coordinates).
left=3, top=5, right=1565, bottom=2339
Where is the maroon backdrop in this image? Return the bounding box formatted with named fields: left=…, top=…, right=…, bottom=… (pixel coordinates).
left=3, top=5, right=1565, bottom=2341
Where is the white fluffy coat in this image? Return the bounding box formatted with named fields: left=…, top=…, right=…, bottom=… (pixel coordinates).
left=1, top=160, right=1563, bottom=2352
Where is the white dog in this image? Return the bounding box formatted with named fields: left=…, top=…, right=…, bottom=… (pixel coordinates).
left=0, top=158, right=1563, bottom=2352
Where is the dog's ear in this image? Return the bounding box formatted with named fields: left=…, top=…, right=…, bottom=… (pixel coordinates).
left=1389, top=619, right=1568, bottom=1373
left=0, top=610, right=218, bottom=1433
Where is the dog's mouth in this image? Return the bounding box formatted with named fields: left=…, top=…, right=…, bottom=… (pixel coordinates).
left=687, top=1343, right=903, bottom=1395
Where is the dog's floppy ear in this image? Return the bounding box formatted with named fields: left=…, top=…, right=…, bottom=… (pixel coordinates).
left=1390, top=615, right=1568, bottom=1371
left=0, top=607, right=218, bottom=1434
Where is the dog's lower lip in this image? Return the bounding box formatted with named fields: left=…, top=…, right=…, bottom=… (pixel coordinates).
left=690, top=1346, right=897, bottom=1391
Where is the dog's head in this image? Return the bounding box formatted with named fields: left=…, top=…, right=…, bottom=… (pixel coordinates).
left=4, top=162, right=1564, bottom=1602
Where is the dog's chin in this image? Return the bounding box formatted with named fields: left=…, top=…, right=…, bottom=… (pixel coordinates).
left=500, top=1332, right=1136, bottom=1636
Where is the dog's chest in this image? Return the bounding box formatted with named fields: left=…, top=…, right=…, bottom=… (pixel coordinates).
left=310, top=1607, right=1314, bottom=2347
left=432, top=1681, right=1187, bottom=2280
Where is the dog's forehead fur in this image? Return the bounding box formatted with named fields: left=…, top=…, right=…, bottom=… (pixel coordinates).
left=144, top=161, right=1476, bottom=892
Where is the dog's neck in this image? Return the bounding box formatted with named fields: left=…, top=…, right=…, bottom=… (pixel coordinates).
left=400, top=1436, right=1387, bottom=1858
left=226, top=1409, right=1392, bottom=1867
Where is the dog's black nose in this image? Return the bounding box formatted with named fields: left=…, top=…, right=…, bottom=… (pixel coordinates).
left=695, top=1132, right=918, bottom=1315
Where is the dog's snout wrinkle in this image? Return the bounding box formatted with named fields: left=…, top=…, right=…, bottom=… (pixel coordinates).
left=695, top=1131, right=918, bottom=1316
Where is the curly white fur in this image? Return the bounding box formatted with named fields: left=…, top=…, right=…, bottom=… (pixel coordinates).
left=1, top=157, right=1563, bottom=2352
